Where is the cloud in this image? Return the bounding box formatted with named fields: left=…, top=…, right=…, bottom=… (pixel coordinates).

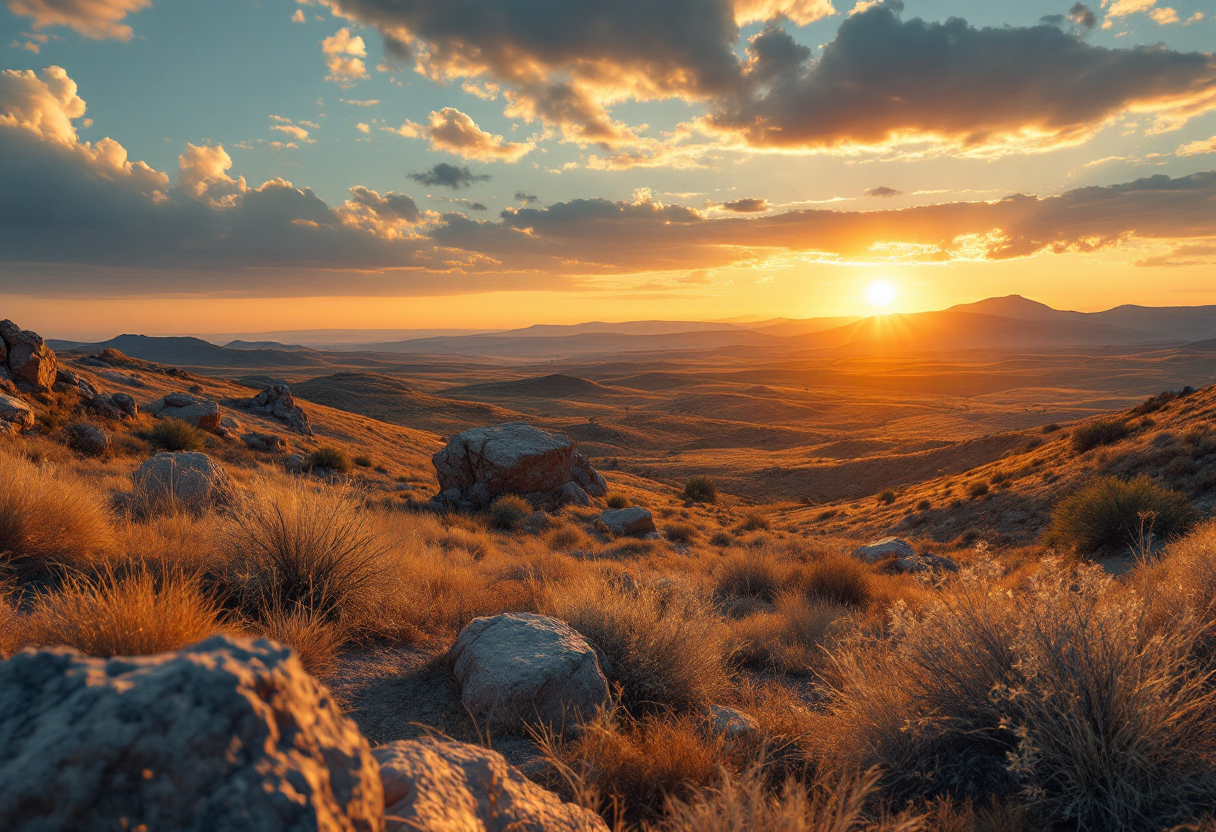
left=321, top=28, right=369, bottom=84
left=515, top=192, right=540, bottom=205
left=429, top=195, right=488, bottom=211
left=342, top=98, right=378, bottom=106
left=1133, top=242, right=1216, bottom=267
left=391, top=108, right=533, bottom=162
left=1178, top=135, right=1216, bottom=156
left=721, top=197, right=769, bottom=212
left=356, top=122, right=369, bottom=133
left=408, top=162, right=491, bottom=189
left=292, top=8, right=306, bottom=22
left=703, top=3, right=1216, bottom=155
left=865, top=186, right=902, bottom=197
left=1102, top=0, right=1180, bottom=24
left=1070, top=2, right=1097, bottom=28
left=6, top=0, right=151, bottom=40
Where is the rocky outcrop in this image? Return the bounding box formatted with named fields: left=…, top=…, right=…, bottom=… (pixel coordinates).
left=0, top=635, right=383, bottom=832
left=375, top=738, right=607, bottom=832
left=243, top=431, right=288, bottom=452
left=90, top=391, right=138, bottom=420
left=134, top=452, right=233, bottom=508
left=450, top=612, right=610, bottom=729
left=0, top=320, right=57, bottom=392
left=0, top=391, right=35, bottom=435
left=889, top=552, right=960, bottom=575
left=64, top=421, right=110, bottom=456
left=852, top=537, right=916, bottom=564
left=601, top=507, right=656, bottom=537
left=432, top=423, right=607, bottom=512
left=240, top=384, right=313, bottom=435
left=146, top=391, right=222, bottom=432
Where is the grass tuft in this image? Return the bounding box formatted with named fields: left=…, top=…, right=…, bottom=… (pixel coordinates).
left=684, top=475, right=718, bottom=504
left=1071, top=419, right=1131, bottom=453
left=308, top=445, right=352, bottom=473
left=488, top=494, right=531, bottom=531
left=147, top=418, right=206, bottom=452
left=1047, top=475, right=1197, bottom=554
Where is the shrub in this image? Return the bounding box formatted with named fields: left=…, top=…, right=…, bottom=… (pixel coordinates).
left=17, top=567, right=227, bottom=657
left=224, top=480, right=388, bottom=619
left=488, top=494, right=531, bottom=531
left=147, top=418, right=205, bottom=452
left=684, top=475, right=718, bottom=504
left=258, top=603, right=344, bottom=677
left=967, top=481, right=990, bottom=499
left=550, top=577, right=728, bottom=713
left=665, top=522, right=698, bottom=544
left=352, top=454, right=373, bottom=468
left=308, top=445, right=352, bottom=473
left=1047, top=475, right=1197, bottom=554
left=802, top=555, right=872, bottom=607
left=715, top=554, right=783, bottom=602
left=1042, top=423, right=1061, bottom=434
left=916, top=499, right=932, bottom=512
left=1072, top=419, right=1130, bottom=453
left=876, top=489, right=896, bottom=506
left=606, top=492, right=631, bottom=509
left=0, top=449, right=115, bottom=577
left=739, top=513, right=771, bottom=532
left=730, top=594, right=847, bottom=674
left=709, top=531, right=733, bottom=547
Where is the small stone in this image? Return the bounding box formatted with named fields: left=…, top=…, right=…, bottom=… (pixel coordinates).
left=601, top=507, right=657, bottom=537
left=852, top=537, right=916, bottom=564
left=708, top=704, right=760, bottom=740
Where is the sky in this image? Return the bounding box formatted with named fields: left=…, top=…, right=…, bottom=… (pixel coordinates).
left=1, top=0, right=1215, bottom=338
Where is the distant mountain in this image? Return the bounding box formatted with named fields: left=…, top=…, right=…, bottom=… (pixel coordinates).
left=53, top=334, right=325, bottom=368
left=224, top=340, right=311, bottom=352
left=362, top=329, right=775, bottom=359
left=497, top=321, right=745, bottom=338
left=947, top=295, right=1078, bottom=322
left=446, top=374, right=623, bottom=401
left=753, top=316, right=864, bottom=337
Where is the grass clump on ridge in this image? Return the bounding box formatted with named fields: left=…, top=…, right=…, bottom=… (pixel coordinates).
left=1047, top=475, right=1197, bottom=555
left=147, top=417, right=206, bottom=452
left=683, top=475, right=718, bottom=504
left=308, top=445, right=352, bottom=473
left=1071, top=418, right=1131, bottom=453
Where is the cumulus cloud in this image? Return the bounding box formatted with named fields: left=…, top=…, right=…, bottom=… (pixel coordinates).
left=515, top=191, right=540, bottom=205
left=292, top=8, right=305, bottom=22
left=390, top=108, right=533, bottom=162
left=408, top=163, right=491, bottom=189
left=1178, top=135, right=1216, bottom=155
left=7, top=0, right=151, bottom=40
left=865, top=186, right=902, bottom=197
left=1070, top=2, right=1097, bottom=28
left=322, top=28, right=369, bottom=84
left=702, top=3, right=1216, bottom=154
left=721, top=197, right=769, bottom=212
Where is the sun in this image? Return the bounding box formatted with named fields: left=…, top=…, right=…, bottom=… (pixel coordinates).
left=866, top=280, right=897, bottom=309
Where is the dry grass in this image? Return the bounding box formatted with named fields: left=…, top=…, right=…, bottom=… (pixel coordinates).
left=801, top=554, right=872, bottom=607
left=256, top=603, right=345, bottom=677
left=715, top=553, right=785, bottom=603
left=16, top=566, right=229, bottom=657
left=729, top=594, right=849, bottom=674
left=1046, top=475, right=1197, bottom=555
left=0, top=447, right=116, bottom=578
left=488, top=494, right=531, bottom=531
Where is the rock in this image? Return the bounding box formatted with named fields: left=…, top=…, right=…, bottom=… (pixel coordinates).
left=111, top=392, right=138, bottom=417
left=285, top=454, right=308, bottom=474
left=242, top=384, right=313, bottom=435
left=219, top=415, right=243, bottom=436
left=375, top=738, right=607, bottom=832
left=601, top=507, right=656, bottom=537
left=134, top=452, right=233, bottom=508
left=852, top=536, right=916, bottom=564
left=64, top=421, right=109, bottom=456
left=0, top=635, right=382, bottom=832
left=432, top=423, right=607, bottom=511
left=90, top=391, right=138, bottom=420
left=0, top=320, right=57, bottom=392
left=450, top=612, right=610, bottom=728
left=708, top=704, right=760, bottom=740
left=522, top=510, right=551, bottom=533
left=243, top=431, right=287, bottom=453
left=147, top=391, right=222, bottom=432
left=892, top=552, right=960, bottom=575
left=0, top=391, right=35, bottom=433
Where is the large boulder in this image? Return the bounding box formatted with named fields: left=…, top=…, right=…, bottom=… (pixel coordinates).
left=0, top=391, right=34, bottom=434
left=432, top=422, right=607, bottom=511
left=852, top=537, right=916, bottom=564
left=146, top=391, right=222, bottom=432
left=134, top=451, right=233, bottom=508
left=375, top=738, right=606, bottom=832
left=601, top=507, right=656, bottom=537
left=242, top=384, right=313, bottom=435
left=64, top=421, right=110, bottom=456
left=0, top=635, right=383, bottom=832
left=0, top=320, right=57, bottom=392
left=450, top=612, right=610, bottom=729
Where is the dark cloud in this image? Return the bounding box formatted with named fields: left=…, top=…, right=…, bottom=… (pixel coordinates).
left=347, top=186, right=422, bottom=223
left=408, top=162, right=492, bottom=189
left=865, top=186, right=902, bottom=198
left=1069, top=3, right=1097, bottom=29
left=515, top=192, right=540, bottom=205
left=721, top=197, right=769, bottom=212
left=707, top=3, right=1216, bottom=153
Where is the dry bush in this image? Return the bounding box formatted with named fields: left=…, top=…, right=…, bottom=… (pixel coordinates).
left=1072, top=419, right=1130, bottom=453
left=488, top=494, right=531, bottom=531
left=538, top=709, right=725, bottom=824
left=256, top=603, right=344, bottom=677
left=146, top=417, right=206, bottom=452
left=223, top=479, right=390, bottom=619
left=1046, top=475, right=1197, bottom=555
left=0, top=448, right=115, bottom=577
left=606, top=492, right=632, bottom=509
left=547, top=523, right=591, bottom=552
left=802, top=554, right=872, bottom=607
left=684, top=476, right=718, bottom=504
left=16, top=566, right=228, bottom=657
left=817, top=563, right=1216, bottom=830
left=740, top=513, right=772, bottom=532
left=665, top=522, right=698, bottom=544
left=0, top=579, right=19, bottom=658
left=549, top=576, right=729, bottom=713
left=729, top=594, right=848, bottom=674
left=715, top=553, right=785, bottom=603
left=308, top=445, right=352, bottom=473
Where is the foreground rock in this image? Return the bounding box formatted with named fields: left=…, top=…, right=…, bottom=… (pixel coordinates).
left=64, top=421, right=110, bottom=456
left=0, top=319, right=57, bottom=392
left=450, top=613, right=610, bottom=728
left=601, top=507, right=656, bottom=537
left=89, top=391, right=138, bottom=420
left=852, top=536, right=916, bottom=564
left=375, top=738, right=606, bottom=832
left=432, top=422, right=607, bottom=511
left=134, top=452, right=233, bottom=508
left=0, top=635, right=383, bottom=832
left=0, top=391, right=34, bottom=434
left=146, top=391, right=222, bottom=432
left=241, top=384, right=313, bottom=435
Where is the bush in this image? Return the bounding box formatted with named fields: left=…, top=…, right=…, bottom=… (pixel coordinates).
left=739, top=513, right=771, bottom=532
left=17, top=567, right=227, bottom=657
left=802, top=555, right=872, bottom=607
left=488, top=494, right=531, bottom=531
left=967, top=481, right=990, bottom=499
left=0, top=448, right=115, bottom=577
left=352, top=454, right=373, bottom=468
left=1072, top=419, right=1130, bottom=453
left=876, top=489, right=896, bottom=506
left=1042, top=423, right=1061, bottom=434
left=224, top=480, right=388, bottom=619
left=684, top=476, right=718, bottom=504
left=257, top=603, right=344, bottom=677
left=730, top=594, right=847, bottom=674
left=605, top=492, right=631, bottom=509
left=1047, top=475, right=1197, bottom=554
left=916, top=499, right=932, bottom=512
left=308, top=445, right=352, bottom=473
left=148, top=418, right=205, bottom=452
left=665, top=522, right=698, bottom=544
left=715, top=554, right=783, bottom=602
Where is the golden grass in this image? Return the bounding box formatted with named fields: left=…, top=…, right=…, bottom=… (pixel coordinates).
left=256, top=603, right=345, bottom=677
